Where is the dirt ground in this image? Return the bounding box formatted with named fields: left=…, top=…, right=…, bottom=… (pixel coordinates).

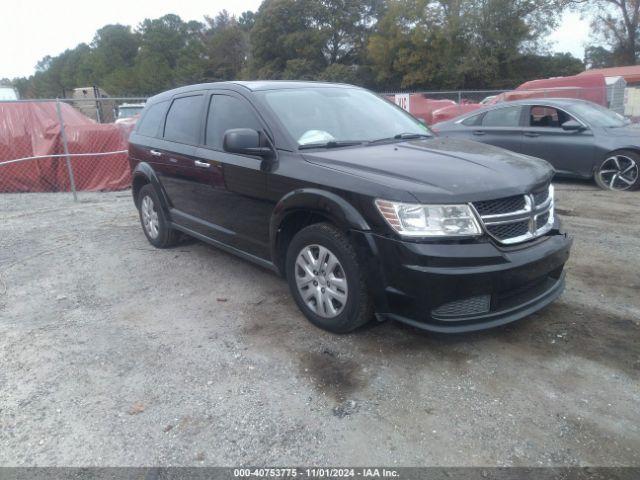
left=0, top=181, right=639, bottom=467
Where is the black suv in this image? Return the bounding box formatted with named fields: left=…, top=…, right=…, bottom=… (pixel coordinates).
left=128, top=81, right=572, bottom=334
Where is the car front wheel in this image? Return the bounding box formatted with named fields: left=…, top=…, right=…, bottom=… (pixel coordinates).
left=595, top=151, right=640, bottom=191
left=285, top=223, right=373, bottom=333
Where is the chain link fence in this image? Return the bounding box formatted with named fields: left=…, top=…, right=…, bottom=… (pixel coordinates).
left=0, top=97, right=147, bottom=201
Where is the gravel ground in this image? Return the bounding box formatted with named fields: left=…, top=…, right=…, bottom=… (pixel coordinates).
left=0, top=182, right=639, bottom=467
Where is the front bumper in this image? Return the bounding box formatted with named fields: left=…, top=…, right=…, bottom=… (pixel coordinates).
left=351, top=226, right=572, bottom=333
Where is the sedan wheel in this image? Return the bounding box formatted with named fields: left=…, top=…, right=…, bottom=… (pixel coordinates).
left=295, top=244, right=349, bottom=318
left=596, top=154, right=639, bottom=191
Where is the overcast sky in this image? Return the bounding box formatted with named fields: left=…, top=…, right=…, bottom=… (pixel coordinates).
left=1, top=1, right=590, bottom=80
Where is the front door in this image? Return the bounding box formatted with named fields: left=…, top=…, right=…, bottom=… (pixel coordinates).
left=522, top=105, right=596, bottom=177
left=191, top=92, right=275, bottom=260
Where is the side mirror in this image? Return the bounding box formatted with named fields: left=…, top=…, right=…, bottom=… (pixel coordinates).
left=561, top=120, right=585, bottom=132
left=223, top=128, right=272, bottom=157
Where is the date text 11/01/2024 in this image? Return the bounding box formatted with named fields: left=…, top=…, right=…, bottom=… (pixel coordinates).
left=233, top=468, right=400, bottom=477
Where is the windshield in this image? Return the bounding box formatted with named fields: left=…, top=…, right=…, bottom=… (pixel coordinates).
left=569, top=102, right=628, bottom=128
left=0, top=87, right=18, bottom=100
left=118, top=107, right=144, bottom=119
left=256, top=87, right=430, bottom=146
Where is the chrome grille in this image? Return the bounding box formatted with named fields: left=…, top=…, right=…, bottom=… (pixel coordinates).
left=533, top=189, right=549, bottom=205
left=487, top=220, right=530, bottom=241
left=473, top=195, right=526, bottom=216
left=536, top=212, right=550, bottom=230
left=471, top=184, right=554, bottom=245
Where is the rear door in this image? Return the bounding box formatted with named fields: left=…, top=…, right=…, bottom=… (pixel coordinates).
left=470, top=105, right=526, bottom=153
left=129, top=100, right=169, bottom=173
left=522, top=105, right=596, bottom=177
left=151, top=93, right=213, bottom=232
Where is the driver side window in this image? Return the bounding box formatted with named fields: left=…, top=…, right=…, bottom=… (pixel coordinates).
left=205, top=95, right=262, bottom=150
left=529, top=106, right=574, bottom=128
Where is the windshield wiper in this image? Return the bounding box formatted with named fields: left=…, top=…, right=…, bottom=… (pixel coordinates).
left=298, top=140, right=364, bottom=150
left=368, top=133, right=432, bottom=145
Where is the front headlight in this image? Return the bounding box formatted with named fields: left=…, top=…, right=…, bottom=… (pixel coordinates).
left=375, top=199, right=482, bottom=237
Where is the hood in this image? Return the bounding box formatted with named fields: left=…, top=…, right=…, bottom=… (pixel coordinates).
left=302, top=137, right=553, bottom=203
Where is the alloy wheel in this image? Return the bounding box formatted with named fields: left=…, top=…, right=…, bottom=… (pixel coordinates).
left=141, top=195, right=160, bottom=239
left=295, top=244, right=348, bottom=318
left=597, top=155, right=639, bottom=191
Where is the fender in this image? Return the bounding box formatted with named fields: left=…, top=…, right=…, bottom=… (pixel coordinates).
left=269, top=189, right=388, bottom=310
left=269, top=188, right=371, bottom=270
left=131, top=162, right=172, bottom=218
left=271, top=188, right=370, bottom=236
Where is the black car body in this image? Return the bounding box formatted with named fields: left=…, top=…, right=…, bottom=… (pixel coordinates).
left=432, top=99, right=640, bottom=191
left=128, top=81, right=572, bottom=334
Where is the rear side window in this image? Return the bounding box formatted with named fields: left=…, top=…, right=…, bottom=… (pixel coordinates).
left=462, top=114, right=482, bottom=126
left=482, top=106, right=523, bottom=127
left=137, top=101, right=168, bottom=137
left=206, top=95, right=262, bottom=150
left=164, top=95, right=203, bottom=144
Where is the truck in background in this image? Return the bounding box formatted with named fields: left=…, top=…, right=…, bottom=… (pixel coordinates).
left=0, top=85, right=20, bottom=100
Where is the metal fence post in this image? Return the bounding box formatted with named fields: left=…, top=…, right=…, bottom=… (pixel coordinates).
left=55, top=99, right=78, bottom=202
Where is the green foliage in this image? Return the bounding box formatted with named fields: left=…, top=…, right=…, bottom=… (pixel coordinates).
left=584, top=45, right=616, bottom=69
left=249, top=0, right=327, bottom=79
left=318, top=63, right=360, bottom=83
left=368, top=0, right=580, bottom=90
left=574, top=0, right=640, bottom=67
left=203, top=11, right=249, bottom=81
left=10, top=0, right=588, bottom=98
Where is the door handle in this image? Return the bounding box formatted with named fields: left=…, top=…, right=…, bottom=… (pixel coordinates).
left=150, top=149, right=163, bottom=157
left=472, top=130, right=486, bottom=136
left=524, top=132, right=540, bottom=138
left=194, top=160, right=210, bottom=168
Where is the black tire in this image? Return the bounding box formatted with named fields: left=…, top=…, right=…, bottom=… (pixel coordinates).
left=137, top=184, right=180, bottom=248
left=594, top=150, right=640, bottom=191
left=285, top=222, right=373, bottom=333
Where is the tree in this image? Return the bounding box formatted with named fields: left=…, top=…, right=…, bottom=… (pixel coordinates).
left=87, top=25, right=140, bottom=94
left=134, top=14, right=207, bottom=92
left=10, top=1, right=585, bottom=97
left=249, top=0, right=327, bottom=78
left=367, top=0, right=572, bottom=90
left=584, top=45, right=615, bottom=68
left=238, top=10, right=257, bottom=31
left=203, top=12, right=249, bottom=80
left=508, top=52, right=584, bottom=85
left=318, top=63, right=360, bottom=83
left=248, top=0, right=382, bottom=81
left=25, top=44, right=94, bottom=97
left=315, top=0, right=380, bottom=65
left=573, top=0, right=640, bottom=66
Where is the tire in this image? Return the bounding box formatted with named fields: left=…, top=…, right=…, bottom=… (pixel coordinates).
left=285, top=222, right=373, bottom=333
left=594, top=150, right=640, bottom=191
left=137, top=184, right=180, bottom=248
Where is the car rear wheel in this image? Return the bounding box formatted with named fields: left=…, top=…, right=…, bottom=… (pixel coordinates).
left=137, top=184, right=180, bottom=248
left=285, top=223, right=373, bottom=333
left=595, top=151, right=640, bottom=191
